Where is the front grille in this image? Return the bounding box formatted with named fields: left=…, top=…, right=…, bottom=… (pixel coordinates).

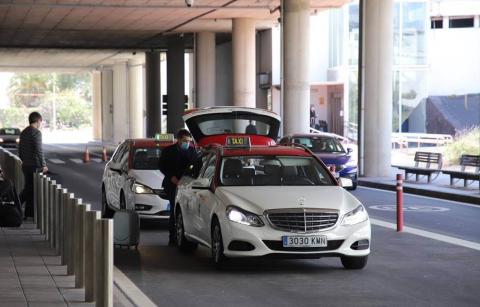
left=266, top=209, right=339, bottom=233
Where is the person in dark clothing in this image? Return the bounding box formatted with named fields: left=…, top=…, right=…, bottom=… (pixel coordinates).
left=245, top=120, right=258, bottom=135
left=159, top=129, right=198, bottom=246
left=18, top=112, right=48, bottom=219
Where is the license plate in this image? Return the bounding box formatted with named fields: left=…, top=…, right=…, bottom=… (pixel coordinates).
left=282, top=235, right=328, bottom=248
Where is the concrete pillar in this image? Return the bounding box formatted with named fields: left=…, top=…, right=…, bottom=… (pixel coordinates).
left=92, top=71, right=102, bottom=141
left=196, top=32, right=216, bottom=108
left=232, top=18, right=256, bottom=107
left=282, top=0, right=311, bottom=135
left=145, top=51, right=162, bottom=137
left=85, top=210, right=100, bottom=302
left=129, top=60, right=144, bottom=138
left=363, top=0, right=393, bottom=177
left=101, top=69, right=114, bottom=142
left=167, top=36, right=185, bottom=133
left=113, top=61, right=129, bottom=143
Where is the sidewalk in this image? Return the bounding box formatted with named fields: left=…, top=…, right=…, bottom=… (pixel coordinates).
left=359, top=166, right=480, bottom=204
left=0, top=222, right=133, bottom=307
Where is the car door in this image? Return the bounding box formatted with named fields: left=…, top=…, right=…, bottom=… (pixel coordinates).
left=110, top=143, right=129, bottom=209
left=193, top=154, right=218, bottom=243
left=105, top=143, right=125, bottom=206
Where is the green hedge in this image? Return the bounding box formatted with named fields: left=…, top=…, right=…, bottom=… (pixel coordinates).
left=444, top=127, right=480, bottom=164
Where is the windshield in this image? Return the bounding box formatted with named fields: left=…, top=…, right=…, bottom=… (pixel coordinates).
left=220, top=156, right=335, bottom=186
left=0, top=128, right=20, bottom=135
left=293, top=137, right=345, bottom=153
left=132, top=147, right=162, bottom=170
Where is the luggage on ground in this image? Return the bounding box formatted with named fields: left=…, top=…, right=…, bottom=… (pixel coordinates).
left=0, top=178, right=23, bottom=227
left=113, top=210, right=140, bottom=249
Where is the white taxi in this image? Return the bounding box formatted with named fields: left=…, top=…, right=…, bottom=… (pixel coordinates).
left=101, top=136, right=175, bottom=219
left=174, top=107, right=371, bottom=269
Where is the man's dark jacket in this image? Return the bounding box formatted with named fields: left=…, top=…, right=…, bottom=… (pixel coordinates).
left=18, top=126, right=46, bottom=168
left=159, top=143, right=198, bottom=197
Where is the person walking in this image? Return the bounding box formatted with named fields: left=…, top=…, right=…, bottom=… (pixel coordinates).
left=18, top=112, right=48, bottom=219
left=159, top=129, right=198, bottom=246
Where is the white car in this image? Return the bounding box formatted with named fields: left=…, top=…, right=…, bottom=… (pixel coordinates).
left=174, top=107, right=371, bottom=269
left=101, top=137, right=175, bottom=219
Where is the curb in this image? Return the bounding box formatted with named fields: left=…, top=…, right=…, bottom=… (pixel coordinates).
left=358, top=180, right=480, bottom=205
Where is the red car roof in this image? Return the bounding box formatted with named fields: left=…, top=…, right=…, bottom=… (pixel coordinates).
left=222, top=145, right=311, bottom=157
left=128, top=138, right=174, bottom=148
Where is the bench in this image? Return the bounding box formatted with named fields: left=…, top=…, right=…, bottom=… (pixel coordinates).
left=442, top=155, right=480, bottom=188
left=396, top=151, right=443, bottom=183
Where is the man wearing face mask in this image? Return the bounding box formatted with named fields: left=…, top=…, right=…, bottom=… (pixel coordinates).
left=159, top=129, right=198, bottom=246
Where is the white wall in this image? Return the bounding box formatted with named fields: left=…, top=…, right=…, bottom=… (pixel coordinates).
left=113, top=61, right=129, bottom=143
left=428, top=27, right=480, bottom=95
left=309, top=12, right=330, bottom=83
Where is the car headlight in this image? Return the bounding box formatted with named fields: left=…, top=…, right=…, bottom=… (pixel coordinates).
left=16, top=138, right=20, bottom=143
left=132, top=182, right=154, bottom=194
left=226, top=206, right=264, bottom=227
left=341, top=205, right=368, bottom=225
left=0, top=138, right=3, bottom=142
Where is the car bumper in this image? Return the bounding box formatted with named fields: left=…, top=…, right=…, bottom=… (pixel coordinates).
left=220, top=217, right=371, bottom=258
left=133, top=194, right=170, bottom=219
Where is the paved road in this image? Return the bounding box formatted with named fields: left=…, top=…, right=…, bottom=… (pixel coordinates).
left=29, top=144, right=480, bottom=306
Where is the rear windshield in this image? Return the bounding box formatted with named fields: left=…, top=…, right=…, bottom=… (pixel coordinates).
left=132, top=147, right=162, bottom=170
left=220, top=155, right=335, bottom=186
left=293, top=137, right=345, bottom=153
left=0, top=128, right=20, bottom=135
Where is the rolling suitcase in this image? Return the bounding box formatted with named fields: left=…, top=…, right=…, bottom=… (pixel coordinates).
left=0, top=179, right=23, bottom=228
left=113, top=210, right=140, bottom=249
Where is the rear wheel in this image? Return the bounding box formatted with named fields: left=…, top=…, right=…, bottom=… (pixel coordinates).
left=341, top=255, right=368, bottom=270
left=175, top=208, right=197, bottom=252
left=101, top=187, right=115, bottom=218
left=211, top=219, right=225, bottom=269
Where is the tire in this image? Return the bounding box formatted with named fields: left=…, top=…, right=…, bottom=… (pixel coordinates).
left=102, top=187, right=115, bottom=218
left=175, top=208, right=197, bottom=252
left=341, top=255, right=368, bottom=270
left=211, top=219, right=226, bottom=269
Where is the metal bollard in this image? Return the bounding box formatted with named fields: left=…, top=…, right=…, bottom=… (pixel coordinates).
left=33, top=172, right=37, bottom=226
left=54, top=184, right=62, bottom=254
left=42, top=176, right=49, bottom=236
left=37, top=174, right=44, bottom=230
left=95, top=218, right=113, bottom=307
left=66, top=194, right=77, bottom=275
left=396, top=174, right=404, bottom=232
left=75, top=203, right=90, bottom=289
left=49, top=180, right=57, bottom=248
left=61, top=190, right=69, bottom=266
left=85, top=210, right=101, bottom=302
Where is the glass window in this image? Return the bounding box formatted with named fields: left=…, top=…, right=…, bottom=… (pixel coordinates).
left=431, top=18, right=443, bottom=29
left=219, top=156, right=335, bottom=187
left=0, top=128, right=20, bottom=135
left=201, top=155, right=217, bottom=183
left=348, top=3, right=359, bottom=66
left=112, top=143, right=127, bottom=163
left=449, top=17, right=474, bottom=28
left=293, top=137, right=346, bottom=153
left=132, top=147, right=162, bottom=170
left=400, top=2, right=427, bottom=65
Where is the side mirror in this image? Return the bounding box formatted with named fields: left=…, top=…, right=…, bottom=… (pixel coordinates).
left=339, top=177, right=353, bottom=188
left=347, top=148, right=353, bottom=154
left=191, top=178, right=211, bottom=190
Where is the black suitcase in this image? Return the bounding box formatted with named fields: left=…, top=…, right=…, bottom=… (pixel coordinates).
left=0, top=179, right=23, bottom=227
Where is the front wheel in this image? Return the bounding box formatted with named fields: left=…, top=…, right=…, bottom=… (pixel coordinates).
left=102, top=188, right=115, bottom=218
left=211, top=220, right=226, bottom=269
left=176, top=209, right=197, bottom=252
left=341, top=255, right=368, bottom=270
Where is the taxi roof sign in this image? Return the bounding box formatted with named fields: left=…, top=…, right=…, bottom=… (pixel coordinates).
left=155, top=133, right=175, bottom=142
left=225, top=136, right=251, bottom=148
